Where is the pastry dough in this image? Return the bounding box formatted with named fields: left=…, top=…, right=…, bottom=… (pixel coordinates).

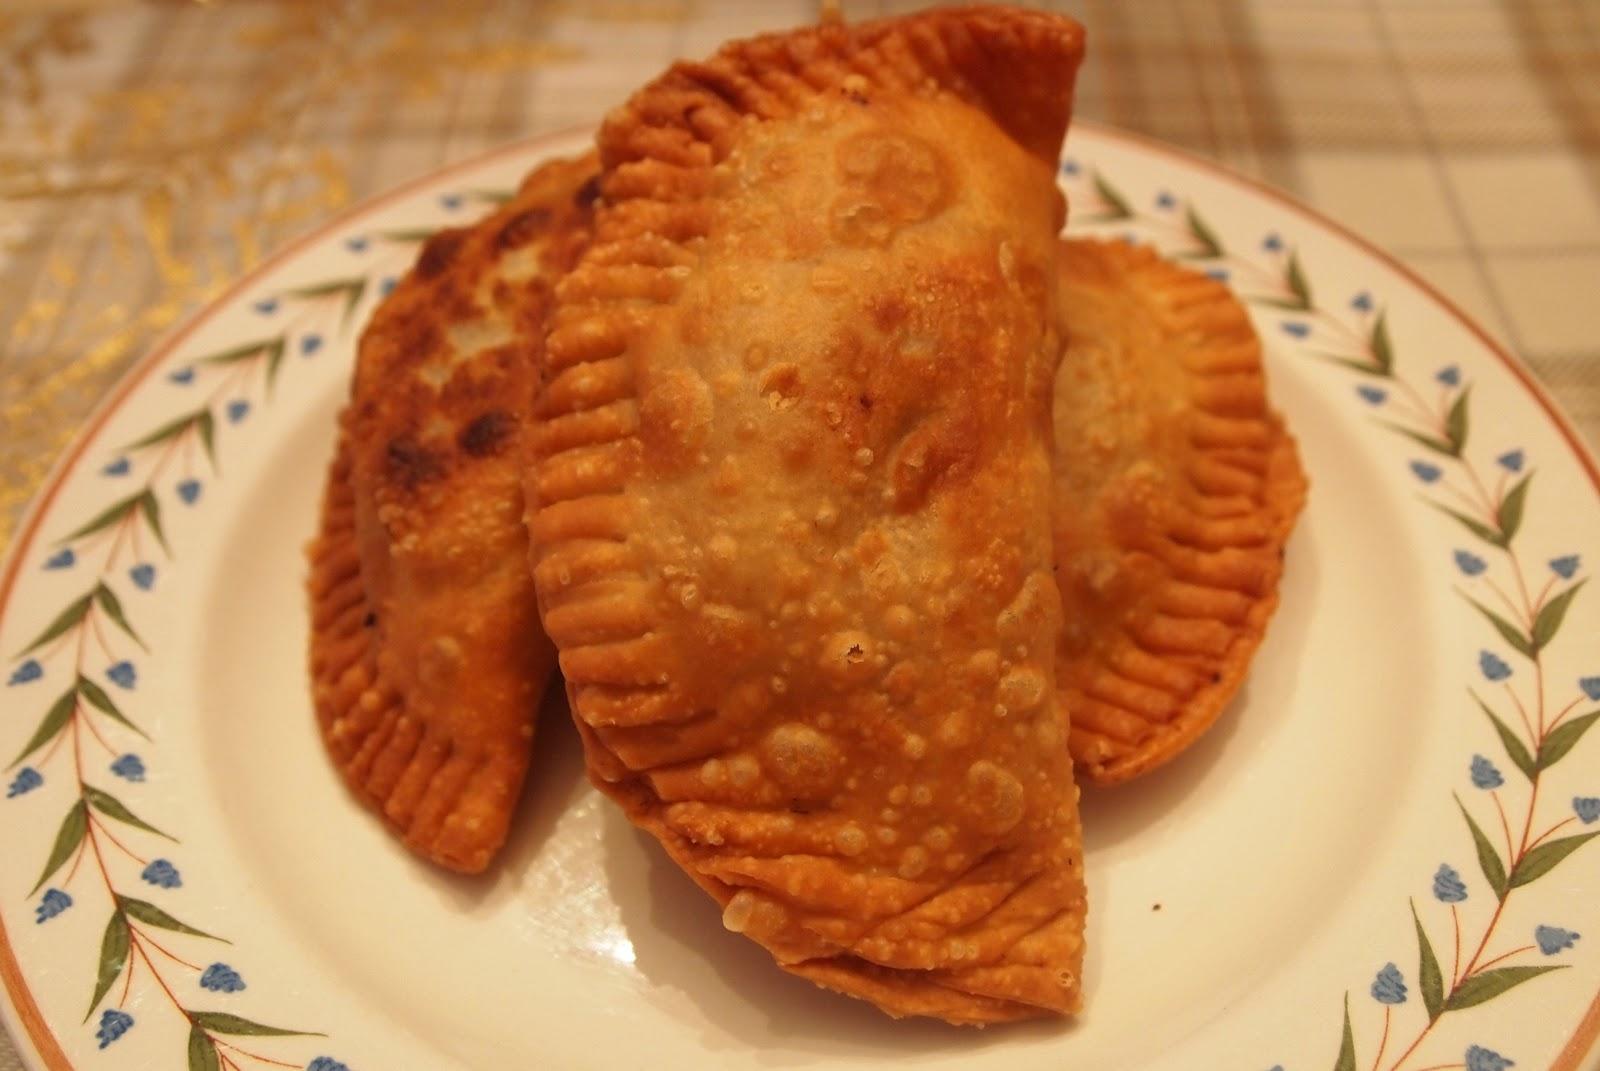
left=529, top=8, right=1087, bottom=1023
left=306, top=154, right=595, bottom=872
left=1052, top=238, right=1306, bottom=784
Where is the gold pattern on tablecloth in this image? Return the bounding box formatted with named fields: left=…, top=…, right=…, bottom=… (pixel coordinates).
left=0, top=0, right=595, bottom=555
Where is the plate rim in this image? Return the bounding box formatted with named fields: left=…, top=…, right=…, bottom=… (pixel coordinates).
left=0, top=119, right=1595, bottom=1070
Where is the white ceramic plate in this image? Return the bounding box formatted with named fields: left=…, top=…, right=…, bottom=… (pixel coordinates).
left=3, top=124, right=1598, bottom=1071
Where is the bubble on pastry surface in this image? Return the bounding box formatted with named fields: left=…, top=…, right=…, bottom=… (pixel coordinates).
left=1035, top=715, right=1062, bottom=748
left=759, top=363, right=803, bottom=411
left=700, top=757, right=728, bottom=786
left=901, top=732, right=927, bottom=760
left=997, top=666, right=1047, bottom=712
left=640, top=366, right=713, bottom=466
left=819, top=630, right=875, bottom=684
left=897, top=845, right=930, bottom=879
left=708, top=532, right=738, bottom=564
left=762, top=723, right=842, bottom=796
left=966, top=649, right=1000, bottom=685
left=910, top=784, right=933, bottom=808
left=728, top=753, right=761, bottom=788
left=936, top=709, right=972, bottom=748
left=722, top=889, right=758, bottom=933
left=922, top=825, right=952, bottom=851
left=882, top=604, right=916, bottom=638
left=835, top=823, right=868, bottom=857
left=966, top=760, right=1025, bottom=834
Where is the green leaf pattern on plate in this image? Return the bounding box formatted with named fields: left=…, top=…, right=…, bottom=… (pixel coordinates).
left=0, top=231, right=410, bottom=1066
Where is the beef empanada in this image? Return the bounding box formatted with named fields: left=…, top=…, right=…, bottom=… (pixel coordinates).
left=306, top=154, right=596, bottom=873
left=528, top=8, right=1087, bottom=1023
left=1052, top=238, right=1306, bottom=784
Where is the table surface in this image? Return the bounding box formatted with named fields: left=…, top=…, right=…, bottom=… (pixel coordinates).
left=2, top=1, right=1597, bottom=1068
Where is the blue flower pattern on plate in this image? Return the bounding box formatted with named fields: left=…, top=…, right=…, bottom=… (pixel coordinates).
left=44, top=548, right=74, bottom=570
left=1465, top=1044, right=1513, bottom=1071
left=177, top=479, right=202, bottom=504
left=1280, top=321, right=1310, bottom=339
left=141, top=859, right=181, bottom=888
left=1436, top=365, right=1460, bottom=386
left=200, top=962, right=246, bottom=993
left=307, top=1058, right=350, bottom=1071
left=1434, top=864, right=1468, bottom=903
left=8, top=659, right=42, bottom=685
left=36, top=889, right=71, bottom=922
left=129, top=563, right=156, bottom=590
left=1358, top=385, right=1387, bottom=406
left=1535, top=925, right=1579, bottom=955
left=95, top=1009, right=133, bottom=1049
left=1580, top=676, right=1600, bottom=701
left=111, top=754, right=145, bottom=782
left=1411, top=460, right=1442, bottom=483
left=1470, top=755, right=1504, bottom=789
left=1549, top=555, right=1580, bottom=579
left=1496, top=450, right=1524, bottom=472
left=102, top=457, right=130, bottom=477
left=1370, top=962, right=1407, bottom=1004
left=1351, top=291, right=1373, bottom=312
left=106, top=661, right=136, bottom=689
left=300, top=334, right=323, bottom=356
left=7, top=768, right=42, bottom=798
left=227, top=400, right=250, bottom=424
left=1479, top=651, right=1512, bottom=681
left=1455, top=550, right=1487, bottom=576
left=1262, top=232, right=1283, bottom=252
left=1576, top=797, right=1600, bottom=825
left=168, top=366, right=195, bottom=384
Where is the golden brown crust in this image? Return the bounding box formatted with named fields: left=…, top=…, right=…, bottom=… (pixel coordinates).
left=306, top=154, right=597, bottom=873
left=528, top=8, right=1087, bottom=1024
left=1052, top=238, right=1307, bottom=785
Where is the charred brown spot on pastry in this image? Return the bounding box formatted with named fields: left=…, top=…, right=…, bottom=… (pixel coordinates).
left=384, top=436, right=445, bottom=489
left=458, top=409, right=517, bottom=458
left=495, top=207, right=553, bottom=250
left=416, top=228, right=468, bottom=279
left=575, top=173, right=603, bottom=208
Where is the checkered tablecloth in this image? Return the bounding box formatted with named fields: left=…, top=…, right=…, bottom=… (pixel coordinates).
left=2, top=1, right=1597, bottom=1068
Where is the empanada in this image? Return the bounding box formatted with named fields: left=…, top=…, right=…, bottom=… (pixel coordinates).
left=306, top=154, right=596, bottom=873
left=1052, top=238, right=1306, bottom=784
left=528, top=9, right=1087, bottom=1023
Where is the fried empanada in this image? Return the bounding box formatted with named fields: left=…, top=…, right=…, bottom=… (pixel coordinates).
left=1052, top=238, right=1307, bottom=785
left=306, top=154, right=596, bottom=873
left=528, top=8, right=1087, bottom=1024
